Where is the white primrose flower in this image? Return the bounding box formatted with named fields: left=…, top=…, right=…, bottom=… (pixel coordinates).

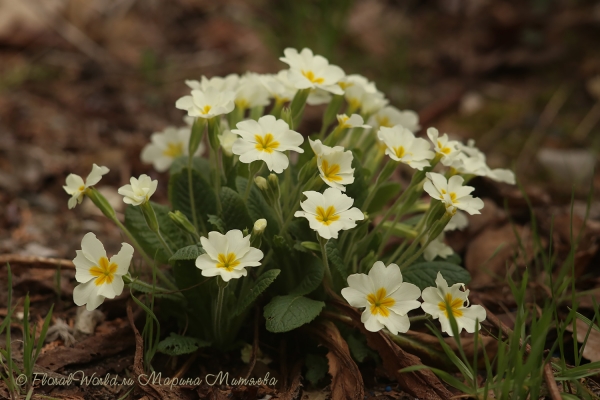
left=309, top=139, right=355, bottom=191
left=341, top=261, right=421, bottom=334
left=423, top=172, right=484, bottom=215
left=345, top=84, right=388, bottom=115
left=427, top=127, right=461, bottom=166
left=446, top=211, right=469, bottom=231
left=233, top=73, right=271, bottom=110
left=186, top=73, right=240, bottom=92
left=141, top=126, right=204, bottom=172
left=307, top=88, right=333, bottom=106
left=452, top=140, right=516, bottom=185
left=336, top=114, right=371, bottom=129
left=175, top=86, right=235, bottom=119
left=421, top=272, right=486, bottom=336
left=118, top=174, right=158, bottom=206
left=280, top=48, right=345, bottom=95
left=377, top=125, right=434, bottom=170
left=195, top=230, right=264, bottom=282
left=231, top=115, right=304, bottom=173
left=423, top=234, right=453, bottom=262
left=63, top=164, right=110, bottom=209
left=259, top=71, right=297, bottom=103
left=368, top=106, right=420, bottom=132
left=338, top=74, right=378, bottom=93
left=294, top=187, right=364, bottom=239
left=218, top=129, right=239, bottom=157
left=73, top=232, right=133, bottom=311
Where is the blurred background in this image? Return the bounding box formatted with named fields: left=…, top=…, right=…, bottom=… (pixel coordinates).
left=1, top=0, right=599, bottom=259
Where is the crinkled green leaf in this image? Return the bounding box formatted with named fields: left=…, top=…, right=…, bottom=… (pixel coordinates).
left=170, top=156, right=211, bottom=181
left=367, top=182, right=402, bottom=213
left=346, top=334, right=370, bottom=363
left=124, top=202, right=188, bottom=264
left=235, top=177, right=279, bottom=238
left=207, top=214, right=225, bottom=233
left=290, top=253, right=324, bottom=296
left=402, top=261, right=471, bottom=291
left=220, top=186, right=253, bottom=232
left=305, top=354, right=328, bottom=386
left=169, top=244, right=204, bottom=262
left=264, top=295, right=325, bottom=333
left=128, top=280, right=182, bottom=301
left=169, top=168, right=217, bottom=228
left=233, top=269, right=281, bottom=317
left=326, top=240, right=348, bottom=279
left=157, top=332, right=210, bottom=356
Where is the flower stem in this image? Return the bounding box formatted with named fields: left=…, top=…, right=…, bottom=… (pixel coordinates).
left=362, top=159, right=396, bottom=212
left=214, top=278, right=227, bottom=344
left=156, top=230, right=174, bottom=257
left=318, top=235, right=333, bottom=290
left=113, top=218, right=178, bottom=291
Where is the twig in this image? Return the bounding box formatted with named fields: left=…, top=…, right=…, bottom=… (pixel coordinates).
left=543, top=362, right=562, bottom=400
left=0, top=255, right=75, bottom=270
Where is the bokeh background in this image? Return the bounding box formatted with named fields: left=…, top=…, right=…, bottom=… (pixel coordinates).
left=1, top=0, right=599, bottom=259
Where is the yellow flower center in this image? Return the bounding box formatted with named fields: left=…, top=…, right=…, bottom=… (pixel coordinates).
left=437, top=140, right=452, bottom=155
left=254, top=133, right=280, bottom=153
left=302, top=70, right=324, bottom=84
left=348, top=98, right=361, bottom=111
left=90, top=257, right=118, bottom=286
left=378, top=116, right=391, bottom=128
left=439, top=189, right=458, bottom=203
left=315, top=205, right=340, bottom=226
left=338, top=81, right=353, bottom=90
left=163, top=142, right=184, bottom=158
left=367, top=288, right=396, bottom=317
left=78, top=185, right=85, bottom=192
left=320, top=160, right=342, bottom=182
left=200, top=105, right=212, bottom=115
left=236, top=98, right=249, bottom=109
left=393, top=146, right=406, bottom=159
left=216, top=253, right=240, bottom=272
left=438, top=293, right=464, bottom=318
left=337, top=115, right=350, bottom=128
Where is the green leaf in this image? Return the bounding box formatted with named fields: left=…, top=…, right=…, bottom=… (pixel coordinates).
left=220, top=186, right=253, bottom=232
left=169, top=244, right=204, bottom=262
left=403, top=261, right=471, bottom=291
left=233, top=269, right=281, bottom=317
left=169, top=168, right=217, bottom=228
left=326, top=240, right=348, bottom=280
left=305, top=354, right=328, bottom=386
left=170, top=156, right=211, bottom=180
left=128, top=280, right=182, bottom=301
left=290, top=253, right=324, bottom=296
left=207, top=214, right=225, bottom=233
left=157, top=333, right=210, bottom=356
left=345, top=157, right=369, bottom=209
left=301, top=241, right=320, bottom=252
left=366, top=182, right=402, bottom=213
left=124, top=202, right=188, bottom=264
left=346, top=335, right=370, bottom=363
left=235, top=177, right=279, bottom=238
left=264, top=295, right=325, bottom=333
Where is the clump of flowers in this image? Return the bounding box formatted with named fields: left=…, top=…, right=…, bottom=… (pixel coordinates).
left=63, top=47, right=513, bottom=371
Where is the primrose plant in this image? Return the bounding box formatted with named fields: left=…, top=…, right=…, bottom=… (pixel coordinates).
left=64, top=48, right=515, bottom=358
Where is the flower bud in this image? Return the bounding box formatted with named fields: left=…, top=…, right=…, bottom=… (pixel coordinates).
left=169, top=211, right=198, bottom=237
left=251, top=218, right=267, bottom=247
left=189, top=118, right=206, bottom=156
left=140, top=202, right=160, bottom=233
left=280, top=106, right=293, bottom=128
left=207, top=117, right=221, bottom=152
left=268, top=173, right=280, bottom=200
left=85, top=187, right=116, bottom=220
left=254, top=176, right=269, bottom=191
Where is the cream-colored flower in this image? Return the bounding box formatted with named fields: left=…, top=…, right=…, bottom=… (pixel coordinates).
left=63, top=164, right=109, bottom=209
left=377, top=125, right=434, bottom=170
left=423, top=172, right=484, bottom=215
left=231, top=115, right=304, bottom=173
left=294, top=188, right=364, bottom=239
left=175, top=86, right=235, bottom=119
left=427, top=127, right=461, bottom=166
left=306, top=88, right=333, bottom=105
left=218, top=129, right=239, bottom=157
left=118, top=174, right=158, bottom=206
left=73, top=232, right=133, bottom=311
left=195, top=230, right=264, bottom=282
left=141, top=126, right=204, bottom=172
left=258, top=71, right=297, bottom=103
left=309, top=139, right=355, bottom=191
left=451, top=140, right=516, bottom=185
left=336, top=114, right=370, bottom=129
left=345, top=85, right=388, bottom=115
left=280, top=48, right=345, bottom=95
left=368, top=106, right=420, bottom=132
left=423, top=234, right=453, bottom=262
left=234, top=73, right=271, bottom=110
left=341, top=261, right=421, bottom=334
left=338, top=74, right=378, bottom=93
left=186, top=73, right=240, bottom=92
left=421, top=272, right=486, bottom=336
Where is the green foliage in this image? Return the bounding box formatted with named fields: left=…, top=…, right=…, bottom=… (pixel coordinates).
left=157, top=333, right=210, bottom=356
left=305, top=354, right=328, bottom=386
left=264, top=295, right=325, bottom=333
left=290, top=254, right=324, bottom=296
left=402, top=261, right=471, bottom=291
left=236, top=177, right=280, bottom=238
left=220, top=186, right=253, bottom=232
left=207, top=214, right=226, bottom=233
left=169, top=167, right=217, bottom=228
left=124, top=202, right=188, bottom=264
left=169, top=244, right=204, bottom=262
left=346, top=334, right=370, bottom=363
left=366, top=182, right=402, bottom=213
left=233, top=269, right=281, bottom=317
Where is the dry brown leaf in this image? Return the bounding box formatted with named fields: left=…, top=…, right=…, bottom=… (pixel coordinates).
left=331, top=298, right=454, bottom=400
left=567, top=319, right=600, bottom=362
left=309, top=320, right=364, bottom=400
left=465, top=223, right=534, bottom=288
